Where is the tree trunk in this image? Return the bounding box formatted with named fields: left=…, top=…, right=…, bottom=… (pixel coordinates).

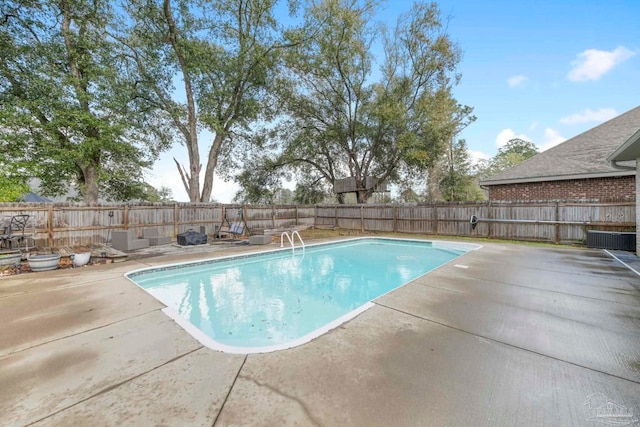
left=80, top=163, right=99, bottom=203
left=200, top=132, right=224, bottom=202
left=188, top=162, right=200, bottom=202
left=356, top=190, right=368, bottom=204
left=164, top=0, right=201, bottom=202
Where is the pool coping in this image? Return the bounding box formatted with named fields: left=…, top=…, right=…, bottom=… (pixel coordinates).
left=124, top=237, right=483, bottom=354
left=4, top=239, right=640, bottom=426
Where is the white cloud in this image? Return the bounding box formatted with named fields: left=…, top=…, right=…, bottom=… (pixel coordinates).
left=567, top=46, right=635, bottom=82
left=559, top=108, right=617, bottom=125
left=538, top=128, right=567, bottom=151
left=496, top=128, right=529, bottom=148
left=529, top=121, right=539, bottom=131
left=507, top=75, right=528, bottom=87
left=468, top=150, right=491, bottom=165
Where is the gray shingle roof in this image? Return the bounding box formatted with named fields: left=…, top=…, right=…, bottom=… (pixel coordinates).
left=479, top=105, right=640, bottom=186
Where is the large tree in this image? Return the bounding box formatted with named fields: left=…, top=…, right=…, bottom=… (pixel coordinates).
left=242, top=0, right=473, bottom=204
left=0, top=0, right=171, bottom=202
left=439, top=139, right=484, bottom=201
left=122, top=0, right=296, bottom=202
left=476, top=138, right=539, bottom=180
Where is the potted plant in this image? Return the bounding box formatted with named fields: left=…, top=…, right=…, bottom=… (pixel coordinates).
left=71, top=251, right=91, bottom=267
left=0, top=249, right=22, bottom=267
left=27, top=253, right=61, bottom=272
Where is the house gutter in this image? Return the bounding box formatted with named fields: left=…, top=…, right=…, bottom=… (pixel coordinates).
left=610, top=159, right=636, bottom=171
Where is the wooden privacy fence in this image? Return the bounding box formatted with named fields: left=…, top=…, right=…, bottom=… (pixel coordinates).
left=315, top=201, right=635, bottom=244
left=0, top=200, right=634, bottom=248
left=0, top=203, right=315, bottom=248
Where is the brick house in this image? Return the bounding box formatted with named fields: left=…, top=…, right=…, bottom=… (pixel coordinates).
left=479, top=106, right=640, bottom=202
left=608, top=119, right=640, bottom=253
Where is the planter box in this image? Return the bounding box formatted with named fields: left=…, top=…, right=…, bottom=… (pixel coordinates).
left=28, top=254, right=61, bottom=272
left=0, top=250, right=22, bottom=267
left=249, top=234, right=272, bottom=245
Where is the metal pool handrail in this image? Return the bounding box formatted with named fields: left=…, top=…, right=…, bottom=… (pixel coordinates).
left=280, top=230, right=305, bottom=249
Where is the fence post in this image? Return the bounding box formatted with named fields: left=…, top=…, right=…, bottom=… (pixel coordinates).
left=487, top=201, right=492, bottom=238
left=434, top=203, right=439, bottom=235
left=124, top=205, right=129, bottom=230
left=335, top=205, right=338, bottom=228
left=221, top=205, right=226, bottom=235
left=173, top=204, right=179, bottom=238
left=272, top=205, right=276, bottom=228
left=360, top=206, right=364, bottom=232
left=47, top=205, right=54, bottom=247
left=295, top=205, right=299, bottom=226
left=393, top=206, right=398, bottom=233
left=555, top=201, right=560, bottom=244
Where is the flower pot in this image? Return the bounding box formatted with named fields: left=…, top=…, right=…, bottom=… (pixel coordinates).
left=0, top=250, right=22, bottom=267
left=27, top=254, right=61, bottom=272
left=71, top=252, right=91, bottom=267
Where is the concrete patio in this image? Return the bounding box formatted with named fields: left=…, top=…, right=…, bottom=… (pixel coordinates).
left=1, top=239, right=639, bottom=426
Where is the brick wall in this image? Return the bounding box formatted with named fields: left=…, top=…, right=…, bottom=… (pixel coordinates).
left=487, top=175, right=636, bottom=202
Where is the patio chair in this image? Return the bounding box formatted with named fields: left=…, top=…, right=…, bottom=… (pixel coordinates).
left=0, top=214, right=30, bottom=250
left=228, top=222, right=245, bottom=240
left=215, top=208, right=248, bottom=240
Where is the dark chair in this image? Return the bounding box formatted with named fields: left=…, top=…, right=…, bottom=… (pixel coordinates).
left=0, top=214, right=30, bottom=249
left=228, top=222, right=246, bottom=240
left=215, top=208, right=248, bottom=240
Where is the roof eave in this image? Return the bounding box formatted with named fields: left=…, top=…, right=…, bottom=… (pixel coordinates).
left=479, top=170, right=635, bottom=187
left=607, top=128, right=640, bottom=162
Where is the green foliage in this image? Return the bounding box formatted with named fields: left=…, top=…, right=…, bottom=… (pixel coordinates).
left=0, top=0, right=172, bottom=203
left=233, top=156, right=287, bottom=204
left=293, top=178, right=330, bottom=205
left=248, top=0, right=474, bottom=204
left=137, top=184, right=175, bottom=202
left=123, top=0, right=294, bottom=202
left=0, top=174, right=29, bottom=202
left=476, top=138, right=539, bottom=180
left=498, top=138, right=538, bottom=158
left=439, top=139, right=484, bottom=202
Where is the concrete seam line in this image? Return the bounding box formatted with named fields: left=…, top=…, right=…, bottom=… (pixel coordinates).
left=25, top=346, right=204, bottom=426
left=464, top=254, right=634, bottom=281
left=212, top=354, right=247, bottom=427
left=234, top=375, right=322, bottom=427
left=441, top=269, right=640, bottom=308
left=0, top=275, right=129, bottom=301
left=1, top=308, right=167, bottom=359
left=374, top=302, right=640, bottom=386
left=604, top=249, right=640, bottom=277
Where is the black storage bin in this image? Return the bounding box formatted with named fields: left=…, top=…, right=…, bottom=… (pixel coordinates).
left=177, top=229, right=208, bottom=246
left=587, top=231, right=636, bottom=251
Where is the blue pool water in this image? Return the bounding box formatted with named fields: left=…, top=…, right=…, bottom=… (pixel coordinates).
left=127, top=238, right=476, bottom=353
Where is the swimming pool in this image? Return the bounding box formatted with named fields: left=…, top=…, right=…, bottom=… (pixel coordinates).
left=127, top=238, right=480, bottom=353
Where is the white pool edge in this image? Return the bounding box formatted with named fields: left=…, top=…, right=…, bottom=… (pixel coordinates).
left=124, top=236, right=482, bottom=277
left=162, top=302, right=375, bottom=354
left=125, top=237, right=483, bottom=354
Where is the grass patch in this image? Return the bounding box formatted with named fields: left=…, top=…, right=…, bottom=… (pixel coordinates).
left=296, top=227, right=582, bottom=249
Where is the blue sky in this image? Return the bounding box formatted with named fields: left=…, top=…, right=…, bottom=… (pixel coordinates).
left=147, top=0, right=640, bottom=202
left=427, top=0, right=640, bottom=159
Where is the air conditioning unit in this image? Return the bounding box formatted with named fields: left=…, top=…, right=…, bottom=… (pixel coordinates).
left=587, top=231, right=636, bottom=251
